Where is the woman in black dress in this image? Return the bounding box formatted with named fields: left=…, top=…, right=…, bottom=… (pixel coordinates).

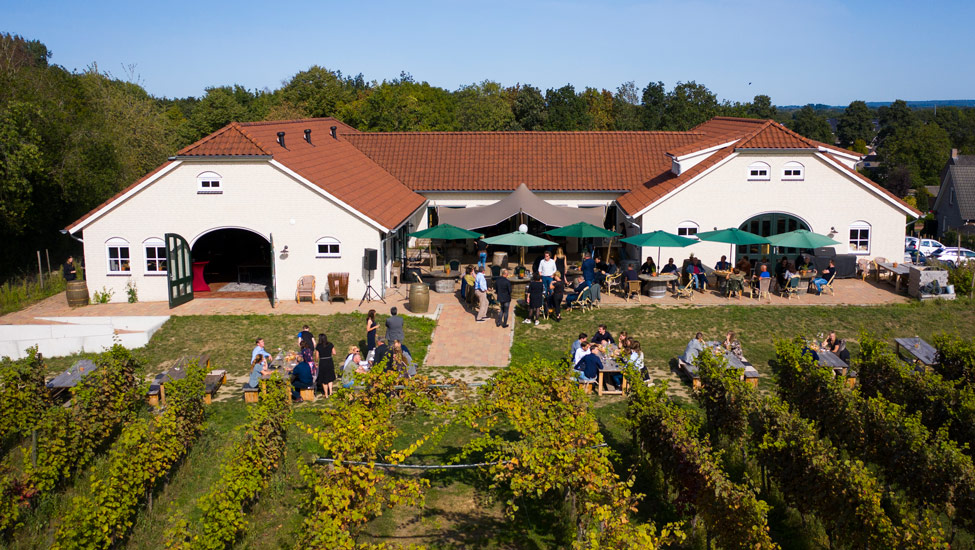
left=548, top=271, right=565, bottom=322
left=315, top=333, right=336, bottom=397
left=525, top=273, right=546, bottom=326
left=365, top=309, right=378, bottom=351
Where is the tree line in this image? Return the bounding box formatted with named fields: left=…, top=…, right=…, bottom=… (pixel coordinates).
left=2, top=32, right=974, bottom=279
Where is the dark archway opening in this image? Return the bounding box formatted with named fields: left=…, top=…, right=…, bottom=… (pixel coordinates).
left=191, top=229, right=271, bottom=290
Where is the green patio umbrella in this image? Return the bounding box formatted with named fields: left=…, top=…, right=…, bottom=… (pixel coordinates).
left=697, top=227, right=770, bottom=260
left=621, top=230, right=699, bottom=268
left=408, top=224, right=483, bottom=270
left=543, top=222, right=621, bottom=263
left=483, top=230, right=558, bottom=267
left=766, top=229, right=840, bottom=249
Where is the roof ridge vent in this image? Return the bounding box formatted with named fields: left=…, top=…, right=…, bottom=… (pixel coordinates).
left=330, top=126, right=338, bottom=140
left=304, top=129, right=312, bottom=144
left=276, top=131, right=286, bottom=148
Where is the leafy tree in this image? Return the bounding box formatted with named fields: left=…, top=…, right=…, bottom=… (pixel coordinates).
left=543, top=84, right=590, bottom=131
left=662, top=81, right=718, bottom=131
left=187, top=85, right=257, bottom=142
left=612, top=81, right=642, bottom=130
left=0, top=101, right=43, bottom=233
left=879, top=122, right=951, bottom=187
left=746, top=94, right=776, bottom=119
left=640, top=81, right=666, bottom=130
left=836, top=100, right=874, bottom=146
left=877, top=99, right=915, bottom=145
left=454, top=80, right=514, bottom=131
left=277, top=65, right=361, bottom=119
left=789, top=105, right=834, bottom=143
left=851, top=138, right=869, bottom=154
left=582, top=87, right=613, bottom=130
left=884, top=165, right=913, bottom=197
left=344, top=77, right=456, bottom=131
left=511, top=84, right=546, bottom=130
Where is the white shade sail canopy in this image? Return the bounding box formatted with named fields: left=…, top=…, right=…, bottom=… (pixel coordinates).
left=436, top=183, right=606, bottom=230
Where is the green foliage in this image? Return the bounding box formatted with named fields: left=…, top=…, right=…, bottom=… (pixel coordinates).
left=165, top=375, right=292, bottom=550
left=0, top=100, right=44, bottom=233
left=789, top=105, right=835, bottom=143
left=293, top=367, right=452, bottom=549
left=0, top=345, right=142, bottom=532
left=543, top=84, right=591, bottom=131
left=836, top=100, right=875, bottom=146
left=879, top=121, right=951, bottom=187
left=92, top=286, right=113, bottom=303
left=278, top=65, right=362, bottom=119
left=695, top=351, right=948, bottom=549
left=774, top=337, right=975, bottom=528
left=459, top=358, right=681, bottom=549
left=852, top=138, right=869, bottom=154
left=0, top=347, right=49, bottom=444
left=612, top=81, right=642, bottom=130
left=511, top=84, right=546, bottom=130
left=52, top=360, right=206, bottom=549
left=125, top=279, right=138, bottom=303
left=747, top=94, right=777, bottom=120
left=661, top=81, right=718, bottom=131
left=343, top=75, right=456, bottom=132
left=0, top=269, right=67, bottom=315
left=626, top=368, right=778, bottom=549
left=933, top=334, right=975, bottom=389
left=454, top=80, right=515, bottom=131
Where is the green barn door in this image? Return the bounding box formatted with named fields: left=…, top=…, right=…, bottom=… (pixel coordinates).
left=165, top=233, right=193, bottom=308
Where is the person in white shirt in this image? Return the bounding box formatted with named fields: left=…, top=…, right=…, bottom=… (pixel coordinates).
left=573, top=341, right=591, bottom=366
left=538, top=251, right=557, bottom=296
left=474, top=267, right=489, bottom=322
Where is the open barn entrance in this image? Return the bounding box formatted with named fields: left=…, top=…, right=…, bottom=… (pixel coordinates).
left=191, top=228, right=271, bottom=298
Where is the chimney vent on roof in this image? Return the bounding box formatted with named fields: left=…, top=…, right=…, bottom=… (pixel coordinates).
left=276, top=131, right=286, bottom=148
left=330, top=126, right=338, bottom=140
left=304, top=129, right=312, bottom=144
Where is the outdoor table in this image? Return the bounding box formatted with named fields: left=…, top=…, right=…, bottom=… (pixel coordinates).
left=878, top=262, right=910, bottom=292
left=596, top=346, right=629, bottom=396
left=705, top=342, right=760, bottom=385
left=431, top=270, right=459, bottom=293
left=47, top=359, right=97, bottom=396
left=895, top=337, right=938, bottom=367
left=816, top=348, right=849, bottom=376
left=639, top=273, right=677, bottom=299
left=509, top=276, right=530, bottom=299
left=793, top=270, right=817, bottom=295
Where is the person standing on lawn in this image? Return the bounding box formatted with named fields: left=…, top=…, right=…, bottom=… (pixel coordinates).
left=385, top=307, right=405, bottom=345
left=525, top=272, right=546, bottom=326
left=365, top=310, right=378, bottom=351
left=538, top=251, right=557, bottom=296
left=495, top=269, right=512, bottom=328
left=548, top=271, right=565, bottom=322
left=474, top=266, right=489, bottom=322
left=315, top=333, right=336, bottom=398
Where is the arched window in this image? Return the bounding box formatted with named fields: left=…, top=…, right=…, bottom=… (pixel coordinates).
left=748, top=161, right=770, bottom=181
left=106, top=237, right=131, bottom=273
left=143, top=238, right=167, bottom=273
left=783, top=161, right=804, bottom=180
left=316, top=236, right=341, bottom=258
left=677, top=220, right=699, bottom=237
left=849, top=221, right=871, bottom=254
left=197, top=171, right=222, bottom=194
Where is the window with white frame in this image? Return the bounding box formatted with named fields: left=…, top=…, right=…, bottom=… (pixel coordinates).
left=106, top=238, right=131, bottom=273
left=197, top=171, right=222, bottom=194
left=782, top=161, right=804, bottom=180
left=677, top=220, right=699, bottom=237
left=316, top=236, right=341, bottom=258
left=748, top=161, right=770, bottom=180
left=144, top=238, right=167, bottom=273
left=848, top=221, right=871, bottom=254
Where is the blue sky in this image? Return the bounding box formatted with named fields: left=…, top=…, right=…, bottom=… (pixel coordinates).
left=3, top=0, right=973, bottom=105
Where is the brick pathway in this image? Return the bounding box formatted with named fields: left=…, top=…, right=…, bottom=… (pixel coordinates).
left=423, top=302, right=513, bottom=367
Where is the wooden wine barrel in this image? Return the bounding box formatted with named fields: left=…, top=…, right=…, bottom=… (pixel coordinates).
left=66, top=280, right=89, bottom=307
left=408, top=283, right=430, bottom=313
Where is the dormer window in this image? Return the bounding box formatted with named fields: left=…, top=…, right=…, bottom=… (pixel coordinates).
left=783, top=161, right=804, bottom=180
left=197, top=171, right=222, bottom=194
left=748, top=162, right=770, bottom=181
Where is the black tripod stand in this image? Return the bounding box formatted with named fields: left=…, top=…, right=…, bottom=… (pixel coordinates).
left=359, top=268, right=385, bottom=306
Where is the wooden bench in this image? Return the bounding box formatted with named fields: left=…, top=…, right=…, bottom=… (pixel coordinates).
left=147, top=385, right=161, bottom=407
left=578, top=380, right=595, bottom=394
left=677, top=358, right=701, bottom=388
left=299, top=388, right=315, bottom=401
left=243, top=384, right=260, bottom=403
left=203, top=370, right=227, bottom=405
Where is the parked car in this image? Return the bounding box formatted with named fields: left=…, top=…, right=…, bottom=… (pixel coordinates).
left=933, top=247, right=975, bottom=267
left=905, top=236, right=919, bottom=250
left=917, top=238, right=945, bottom=256
left=904, top=248, right=927, bottom=264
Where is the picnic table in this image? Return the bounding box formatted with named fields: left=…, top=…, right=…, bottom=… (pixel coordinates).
left=895, top=337, right=938, bottom=367
left=678, top=342, right=760, bottom=388
left=46, top=359, right=98, bottom=396
left=816, top=349, right=849, bottom=376
left=878, top=262, right=910, bottom=292
left=596, top=345, right=630, bottom=396
left=149, top=354, right=213, bottom=407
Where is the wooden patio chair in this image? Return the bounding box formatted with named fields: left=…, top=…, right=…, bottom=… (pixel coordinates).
left=726, top=276, right=744, bottom=300
left=756, top=277, right=772, bottom=302
left=296, top=275, right=316, bottom=303
left=626, top=279, right=642, bottom=303
left=822, top=273, right=836, bottom=296
left=569, top=286, right=593, bottom=313
left=604, top=272, right=623, bottom=297
left=856, top=258, right=873, bottom=280
left=784, top=276, right=801, bottom=300
left=675, top=279, right=695, bottom=300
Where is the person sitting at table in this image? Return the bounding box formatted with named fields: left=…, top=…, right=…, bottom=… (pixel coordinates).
left=624, top=264, right=640, bottom=283
left=251, top=337, right=272, bottom=364
left=802, top=344, right=820, bottom=363
left=574, top=340, right=591, bottom=366
left=681, top=332, right=706, bottom=364
left=342, top=345, right=366, bottom=389
left=525, top=273, right=546, bottom=326
left=565, top=276, right=590, bottom=307
left=617, top=330, right=630, bottom=352
left=757, top=264, right=771, bottom=279
left=640, top=256, right=657, bottom=275
left=591, top=324, right=615, bottom=346
left=390, top=340, right=416, bottom=377
left=575, top=344, right=601, bottom=383
left=685, top=258, right=707, bottom=291
left=548, top=271, right=565, bottom=322
left=571, top=332, right=588, bottom=357
left=794, top=253, right=808, bottom=271
left=774, top=256, right=791, bottom=290
left=247, top=354, right=270, bottom=389
left=811, top=260, right=835, bottom=295
left=736, top=256, right=752, bottom=277
left=628, top=339, right=645, bottom=371
left=722, top=331, right=745, bottom=362
left=291, top=360, right=314, bottom=402
left=715, top=255, right=731, bottom=271
left=694, top=258, right=709, bottom=291
left=660, top=258, right=679, bottom=291
left=822, top=331, right=851, bottom=363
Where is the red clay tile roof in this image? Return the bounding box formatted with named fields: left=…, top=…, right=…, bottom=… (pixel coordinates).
left=616, top=146, right=736, bottom=216
left=65, top=161, right=176, bottom=231
left=691, top=116, right=768, bottom=138
left=824, top=153, right=922, bottom=216
left=176, top=122, right=271, bottom=156
left=341, top=131, right=701, bottom=192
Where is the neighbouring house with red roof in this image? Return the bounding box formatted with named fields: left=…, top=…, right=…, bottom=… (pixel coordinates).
left=65, top=116, right=918, bottom=305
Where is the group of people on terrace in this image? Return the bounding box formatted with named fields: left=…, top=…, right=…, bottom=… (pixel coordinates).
left=571, top=325, right=645, bottom=391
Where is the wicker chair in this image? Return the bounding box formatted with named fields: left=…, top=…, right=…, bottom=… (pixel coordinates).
left=568, top=285, right=593, bottom=313
left=626, top=279, right=643, bottom=303
left=756, top=277, right=772, bottom=302
left=784, top=276, right=801, bottom=300
left=675, top=279, right=695, bottom=300
left=296, top=275, right=316, bottom=303
left=604, top=272, right=623, bottom=297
